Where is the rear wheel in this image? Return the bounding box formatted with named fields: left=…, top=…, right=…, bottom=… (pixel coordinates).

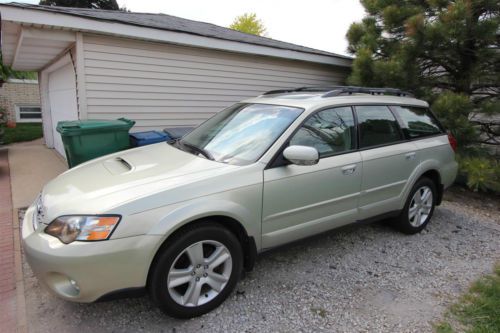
left=149, top=223, right=243, bottom=318
left=393, top=177, right=437, bottom=234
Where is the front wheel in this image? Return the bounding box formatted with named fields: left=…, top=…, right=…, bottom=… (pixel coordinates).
left=393, top=177, right=437, bottom=234
left=149, top=223, right=243, bottom=318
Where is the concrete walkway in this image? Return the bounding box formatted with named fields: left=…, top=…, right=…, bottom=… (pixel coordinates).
left=8, top=139, right=67, bottom=209
left=0, top=139, right=67, bottom=333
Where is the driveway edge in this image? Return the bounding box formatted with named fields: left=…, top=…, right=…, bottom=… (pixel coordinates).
left=13, top=208, right=27, bottom=333
left=0, top=149, right=17, bottom=332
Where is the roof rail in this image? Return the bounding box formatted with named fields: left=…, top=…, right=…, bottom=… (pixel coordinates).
left=262, top=86, right=341, bottom=95
left=261, top=88, right=298, bottom=95
left=261, top=86, right=413, bottom=97
left=321, top=86, right=413, bottom=98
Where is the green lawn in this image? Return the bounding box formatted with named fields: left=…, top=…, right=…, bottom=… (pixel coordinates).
left=436, top=264, right=500, bottom=333
left=2, top=123, right=43, bottom=144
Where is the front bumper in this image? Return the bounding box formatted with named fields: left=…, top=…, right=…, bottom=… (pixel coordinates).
left=22, top=205, right=162, bottom=302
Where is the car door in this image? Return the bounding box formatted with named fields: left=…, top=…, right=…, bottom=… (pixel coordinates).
left=355, top=105, right=419, bottom=219
left=261, top=106, right=362, bottom=248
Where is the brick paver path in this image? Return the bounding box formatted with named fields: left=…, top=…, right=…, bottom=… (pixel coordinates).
left=0, top=149, right=16, bottom=332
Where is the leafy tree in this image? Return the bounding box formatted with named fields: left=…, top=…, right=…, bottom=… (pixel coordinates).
left=0, top=107, right=6, bottom=145
left=39, top=0, right=120, bottom=10
left=0, top=54, right=37, bottom=82
left=346, top=0, right=499, bottom=150
left=0, top=57, right=13, bottom=82
left=229, top=13, right=267, bottom=36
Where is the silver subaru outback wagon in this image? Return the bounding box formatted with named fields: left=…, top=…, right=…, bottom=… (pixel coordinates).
left=22, top=86, right=458, bottom=318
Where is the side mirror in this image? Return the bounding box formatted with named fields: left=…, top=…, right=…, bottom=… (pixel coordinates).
left=283, top=145, right=319, bottom=166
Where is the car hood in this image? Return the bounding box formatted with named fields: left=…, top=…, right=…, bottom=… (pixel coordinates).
left=41, top=143, right=236, bottom=221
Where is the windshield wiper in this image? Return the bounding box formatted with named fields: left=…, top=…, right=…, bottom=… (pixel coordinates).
left=179, top=141, right=215, bottom=160
left=167, top=138, right=180, bottom=145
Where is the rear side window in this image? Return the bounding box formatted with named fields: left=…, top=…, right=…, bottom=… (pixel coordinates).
left=392, top=106, right=443, bottom=138
left=356, top=106, right=402, bottom=148
left=290, top=106, right=355, bottom=157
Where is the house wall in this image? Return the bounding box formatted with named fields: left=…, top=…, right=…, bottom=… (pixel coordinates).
left=0, top=79, right=40, bottom=122
left=81, top=34, right=350, bottom=131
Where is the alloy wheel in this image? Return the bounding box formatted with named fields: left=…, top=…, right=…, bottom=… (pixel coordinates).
left=167, top=240, right=232, bottom=307
left=408, top=185, right=433, bottom=227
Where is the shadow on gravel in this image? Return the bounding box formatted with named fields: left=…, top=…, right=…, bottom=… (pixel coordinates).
left=20, top=205, right=500, bottom=333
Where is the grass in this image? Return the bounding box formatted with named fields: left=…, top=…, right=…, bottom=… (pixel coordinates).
left=2, top=123, right=43, bottom=144
left=436, top=264, right=500, bottom=333
left=310, top=306, right=327, bottom=318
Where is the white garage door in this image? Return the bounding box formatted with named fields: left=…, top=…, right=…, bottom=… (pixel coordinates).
left=48, top=62, right=79, bottom=157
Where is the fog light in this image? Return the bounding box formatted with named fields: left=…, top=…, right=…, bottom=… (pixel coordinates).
left=47, top=272, right=80, bottom=297
left=69, top=279, right=80, bottom=292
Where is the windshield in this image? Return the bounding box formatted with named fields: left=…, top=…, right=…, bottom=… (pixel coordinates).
left=179, top=103, right=303, bottom=165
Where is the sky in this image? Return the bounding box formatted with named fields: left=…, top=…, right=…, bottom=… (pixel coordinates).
left=2, top=0, right=366, bottom=56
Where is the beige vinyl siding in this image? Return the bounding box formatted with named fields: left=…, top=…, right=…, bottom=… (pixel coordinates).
left=83, top=34, right=349, bottom=131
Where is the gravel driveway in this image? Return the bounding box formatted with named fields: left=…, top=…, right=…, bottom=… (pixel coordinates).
left=21, top=197, right=500, bottom=333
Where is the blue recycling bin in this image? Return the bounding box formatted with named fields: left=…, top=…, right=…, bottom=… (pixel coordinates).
left=129, top=131, right=168, bottom=147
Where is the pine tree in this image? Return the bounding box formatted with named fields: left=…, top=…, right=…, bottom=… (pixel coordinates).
left=346, top=0, right=499, bottom=149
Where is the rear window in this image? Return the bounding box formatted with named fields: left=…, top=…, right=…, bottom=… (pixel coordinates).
left=392, top=106, right=443, bottom=138
left=356, top=106, right=402, bottom=148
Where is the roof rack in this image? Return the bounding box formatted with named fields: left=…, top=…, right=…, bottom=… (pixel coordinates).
left=322, top=86, right=413, bottom=97
left=261, top=86, right=333, bottom=95
left=262, top=86, right=414, bottom=98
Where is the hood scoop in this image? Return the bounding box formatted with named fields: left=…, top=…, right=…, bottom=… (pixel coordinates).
left=103, top=157, right=133, bottom=175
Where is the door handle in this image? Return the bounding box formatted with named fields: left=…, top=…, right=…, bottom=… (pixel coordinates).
left=341, top=164, right=357, bottom=175
left=405, top=152, right=416, bottom=160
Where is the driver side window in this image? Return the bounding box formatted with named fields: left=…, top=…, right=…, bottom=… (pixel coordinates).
left=290, top=107, right=355, bottom=157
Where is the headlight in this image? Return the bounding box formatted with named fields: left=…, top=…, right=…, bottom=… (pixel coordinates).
left=45, top=215, right=121, bottom=244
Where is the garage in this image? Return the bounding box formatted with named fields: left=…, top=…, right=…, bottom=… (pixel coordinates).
left=46, top=56, right=79, bottom=156
left=0, top=3, right=352, bottom=158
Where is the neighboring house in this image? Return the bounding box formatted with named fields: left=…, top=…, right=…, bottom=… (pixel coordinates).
left=0, top=79, right=41, bottom=123
left=0, top=3, right=352, bottom=158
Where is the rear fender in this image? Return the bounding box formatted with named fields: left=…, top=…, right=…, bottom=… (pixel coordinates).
left=398, top=159, right=442, bottom=210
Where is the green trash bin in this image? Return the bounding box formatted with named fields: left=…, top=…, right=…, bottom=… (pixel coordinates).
left=56, top=118, right=135, bottom=168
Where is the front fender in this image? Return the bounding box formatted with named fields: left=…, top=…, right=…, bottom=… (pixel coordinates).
left=143, top=182, right=262, bottom=251
left=147, top=199, right=252, bottom=236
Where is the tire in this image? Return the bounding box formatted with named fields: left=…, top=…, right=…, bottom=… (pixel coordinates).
left=149, top=222, right=243, bottom=318
left=393, top=177, right=437, bottom=234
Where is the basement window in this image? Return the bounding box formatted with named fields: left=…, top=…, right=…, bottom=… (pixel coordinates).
left=15, top=105, right=42, bottom=123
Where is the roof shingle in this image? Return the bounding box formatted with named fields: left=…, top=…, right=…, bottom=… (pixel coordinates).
left=4, top=2, right=351, bottom=60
